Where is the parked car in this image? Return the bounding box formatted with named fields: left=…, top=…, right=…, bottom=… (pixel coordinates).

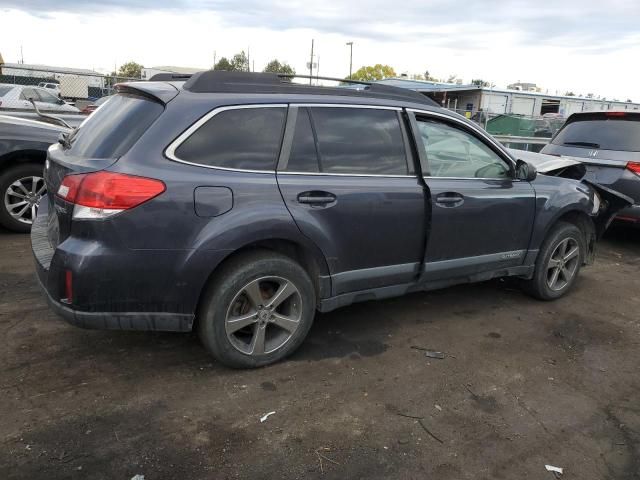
left=0, top=113, right=70, bottom=232
left=80, top=95, right=111, bottom=114
left=0, top=85, right=80, bottom=113
left=32, top=71, right=630, bottom=368
left=38, top=82, right=61, bottom=94
left=541, top=111, right=640, bottom=224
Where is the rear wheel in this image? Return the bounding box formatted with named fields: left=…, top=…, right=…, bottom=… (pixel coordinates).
left=523, top=221, right=585, bottom=300
left=197, top=251, right=316, bottom=368
left=0, top=163, right=46, bottom=233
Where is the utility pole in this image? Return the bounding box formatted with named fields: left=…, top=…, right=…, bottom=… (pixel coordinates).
left=247, top=46, right=250, bottom=72
left=309, top=39, right=314, bottom=85
left=213, top=50, right=217, bottom=67
left=346, top=42, right=353, bottom=78
left=20, top=44, right=24, bottom=64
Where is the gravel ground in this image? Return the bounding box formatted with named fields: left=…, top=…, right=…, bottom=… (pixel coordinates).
left=1, top=227, right=639, bottom=480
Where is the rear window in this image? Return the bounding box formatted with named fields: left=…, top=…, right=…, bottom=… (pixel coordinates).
left=173, top=107, right=286, bottom=171
left=552, top=117, right=640, bottom=152
left=68, top=93, right=163, bottom=158
left=0, top=86, right=12, bottom=97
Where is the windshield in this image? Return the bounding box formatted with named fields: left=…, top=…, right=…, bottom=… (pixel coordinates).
left=67, top=93, right=163, bottom=158
left=552, top=118, right=640, bottom=152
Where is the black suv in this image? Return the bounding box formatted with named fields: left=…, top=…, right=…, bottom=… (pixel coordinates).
left=32, top=72, right=628, bottom=368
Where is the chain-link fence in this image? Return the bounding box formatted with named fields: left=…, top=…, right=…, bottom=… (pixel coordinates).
left=0, top=65, right=139, bottom=98
left=445, top=108, right=566, bottom=152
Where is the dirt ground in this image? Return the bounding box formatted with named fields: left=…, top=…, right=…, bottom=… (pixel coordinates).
left=1, top=227, right=639, bottom=480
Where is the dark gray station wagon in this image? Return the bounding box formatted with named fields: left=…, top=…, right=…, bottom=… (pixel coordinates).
left=32, top=72, right=629, bottom=367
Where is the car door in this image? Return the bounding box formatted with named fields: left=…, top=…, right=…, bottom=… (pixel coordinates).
left=408, top=110, right=536, bottom=281
left=277, top=105, right=426, bottom=295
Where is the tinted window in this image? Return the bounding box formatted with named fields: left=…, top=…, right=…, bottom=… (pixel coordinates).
left=175, top=107, right=286, bottom=170
left=417, top=119, right=510, bottom=178
left=552, top=118, right=640, bottom=152
left=0, top=86, right=12, bottom=97
left=68, top=93, right=163, bottom=159
left=310, top=108, right=408, bottom=175
left=287, top=108, right=319, bottom=172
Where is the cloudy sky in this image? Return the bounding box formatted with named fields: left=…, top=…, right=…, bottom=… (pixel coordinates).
left=1, top=0, right=639, bottom=100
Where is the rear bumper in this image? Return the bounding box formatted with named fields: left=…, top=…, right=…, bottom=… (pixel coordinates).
left=34, top=270, right=194, bottom=331
left=31, top=200, right=195, bottom=332
left=615, top=204, right=640, bottom=223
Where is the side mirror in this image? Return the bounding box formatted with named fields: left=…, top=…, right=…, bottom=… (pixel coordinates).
left=57, top=98, right=65, bottom=105
left=516, top=159, right=537, bottom=182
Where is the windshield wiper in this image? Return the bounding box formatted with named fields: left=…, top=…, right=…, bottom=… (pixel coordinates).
left=562, top=141, right=601, bottom=148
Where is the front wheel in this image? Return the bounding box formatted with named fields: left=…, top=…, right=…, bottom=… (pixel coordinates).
left=523, top=221, right=585, bottom=300
left=197, top=251, right=316, bottom=368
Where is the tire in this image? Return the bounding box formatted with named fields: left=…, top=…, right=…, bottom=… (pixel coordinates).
left=523, top=221, right=586, bottom=300
left=197, top=250, right=316, bottom=368
left=0, top=162, right=46, bottom=233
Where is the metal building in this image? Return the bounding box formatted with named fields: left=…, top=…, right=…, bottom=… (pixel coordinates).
left=376, top=78, right=640, bottom=117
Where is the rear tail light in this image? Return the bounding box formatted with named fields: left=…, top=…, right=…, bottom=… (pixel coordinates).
left=56, top=171, right=165, bottom=219
left=626, top=162, right=640, bottom=176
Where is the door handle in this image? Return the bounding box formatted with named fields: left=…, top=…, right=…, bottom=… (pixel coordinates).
left=435, top=192, right=464, bottom=207
left=297, top=191, right=336, bottom=206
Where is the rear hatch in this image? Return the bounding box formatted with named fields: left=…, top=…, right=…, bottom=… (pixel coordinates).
left=45, top=91, right=164, bottom=248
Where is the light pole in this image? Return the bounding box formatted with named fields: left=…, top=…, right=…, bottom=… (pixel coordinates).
left=346, top=42, right=353, bottom=78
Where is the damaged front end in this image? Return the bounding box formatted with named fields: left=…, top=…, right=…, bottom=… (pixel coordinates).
left=510, top=149, right=634, bottom=239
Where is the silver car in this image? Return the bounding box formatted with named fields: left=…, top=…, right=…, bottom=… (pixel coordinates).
left=0, top=85, right=79, bottom=113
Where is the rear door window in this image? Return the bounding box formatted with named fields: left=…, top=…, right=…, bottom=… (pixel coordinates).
left=552, top=118, right=640, bottom=152
left=68, top=93, right=163, bottom=159
left=0, top=86, right=13, bottom=97
left=305, top=107, right=408, bottom=175
left=173, top=107, right=287, bottom=171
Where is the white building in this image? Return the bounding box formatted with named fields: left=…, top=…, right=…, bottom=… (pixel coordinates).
left=0, top=62, right=103, bottom=87
left=376, top=78, right=640, bottom=117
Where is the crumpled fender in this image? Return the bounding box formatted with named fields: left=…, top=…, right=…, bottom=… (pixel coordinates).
left=583, top=180, right=634, bottom=237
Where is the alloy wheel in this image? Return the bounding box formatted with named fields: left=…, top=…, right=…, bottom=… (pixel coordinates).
left=4, top=176, right=46, bottom=225
left=225, top=276, right=302, bottom=355
left=546, top=237, right=580, bottom=291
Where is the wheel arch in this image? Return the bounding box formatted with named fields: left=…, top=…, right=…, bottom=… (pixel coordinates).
left=192, top=236, right=331, bottom=329
left=544, top=209, right=597, bottom=264
left=0, top=149, right=47, bottom=174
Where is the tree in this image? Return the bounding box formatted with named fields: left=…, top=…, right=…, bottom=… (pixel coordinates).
left=565, top=91, right=575, bottom=96
left=212, top=51, right=250, bottom=72
left=263, top=59, right=295, bottom=75
left=446, top=74, right=458, bottom=83
left=348, top=64, right=396, bottom=81
left=213, top=57, right=233, bottom=71
left=231, top=51, right=249, bottom=72
left=471, top=79, right=492, bottom=87
left=626, top=99, right=633, bottom=103
left=117, top=61, right=143, bottom=79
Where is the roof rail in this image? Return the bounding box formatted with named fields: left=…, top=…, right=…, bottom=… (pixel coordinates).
left=182, top=70, right=439, bottom=107
left=148, top=73, right=194, bottom=81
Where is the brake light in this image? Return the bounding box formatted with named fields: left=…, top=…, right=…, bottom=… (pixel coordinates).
left=57, top=171, right=165, bottom=219
left=626, top=162, right=640, bottom=176
left=605, top=111, right=626, bottom=117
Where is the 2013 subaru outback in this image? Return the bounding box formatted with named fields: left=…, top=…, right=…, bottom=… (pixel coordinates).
left=31, top=71, right=630, bottom=368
